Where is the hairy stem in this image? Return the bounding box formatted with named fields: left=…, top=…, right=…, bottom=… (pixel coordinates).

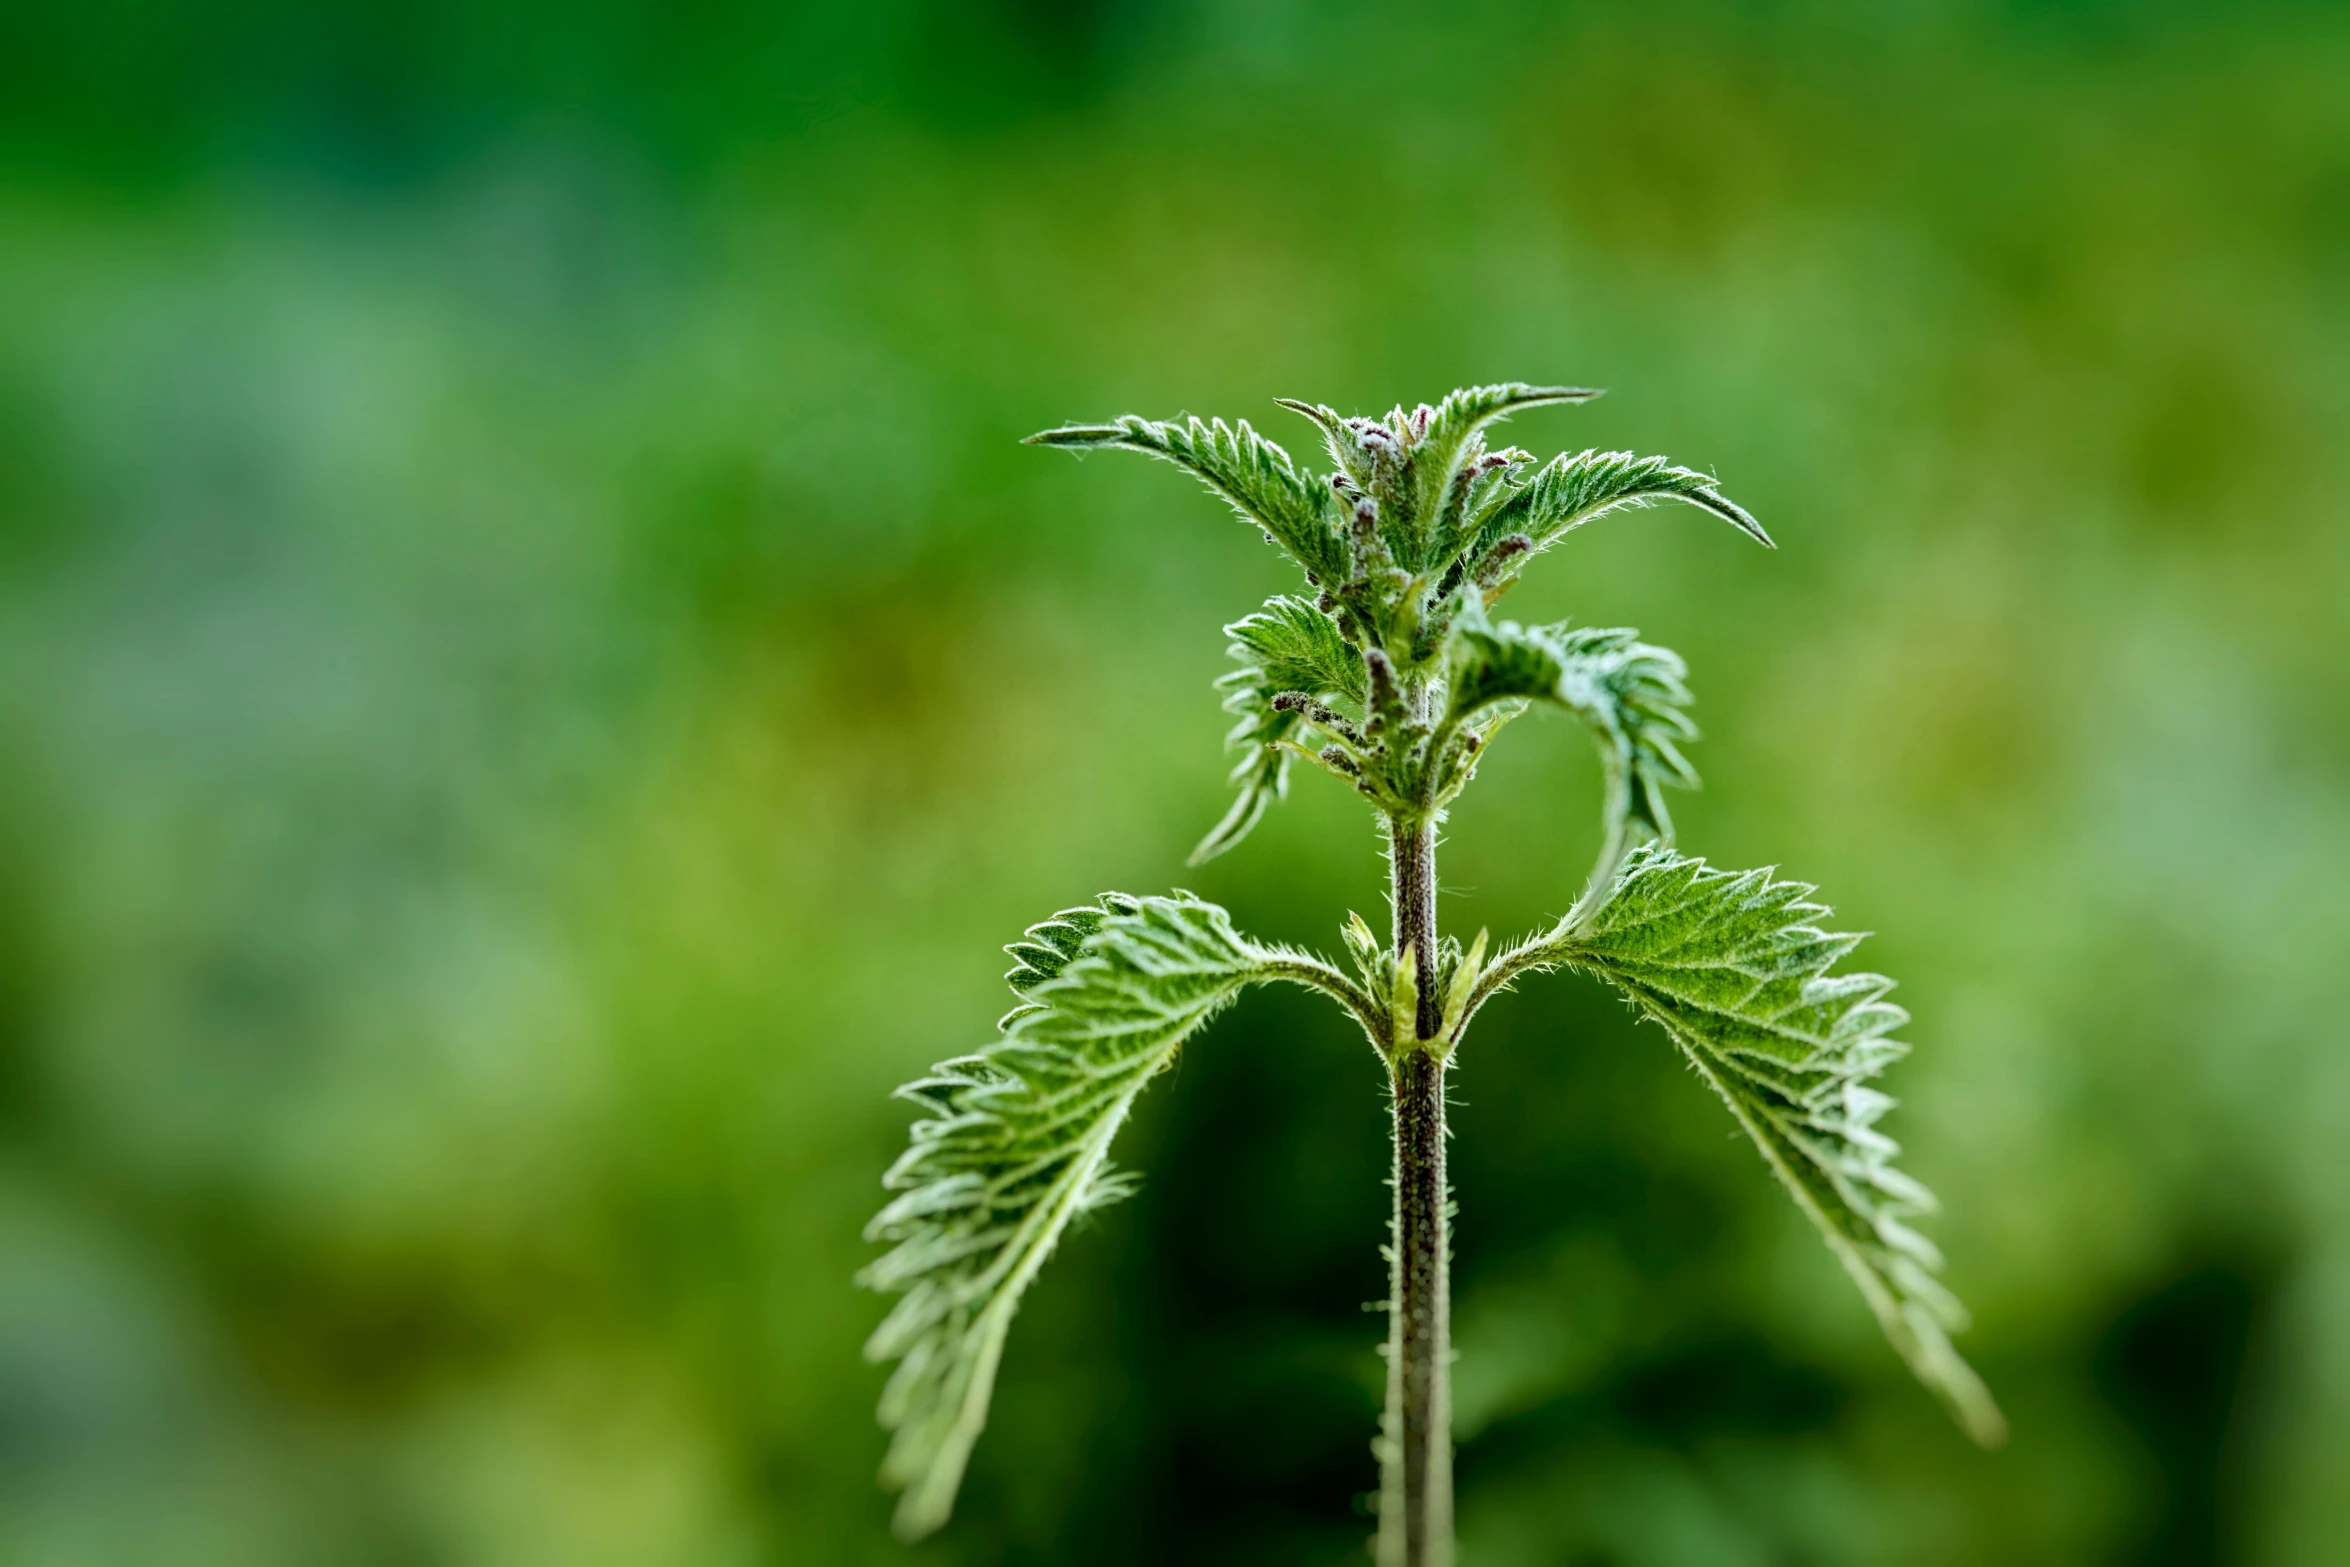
left=1379, top=812, right=1452, bottom=1567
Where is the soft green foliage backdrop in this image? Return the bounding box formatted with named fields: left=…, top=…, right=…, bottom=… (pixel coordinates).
left=2, top=2, right=2347, bottom=1562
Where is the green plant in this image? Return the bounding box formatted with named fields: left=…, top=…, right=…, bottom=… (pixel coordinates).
left=859, top=386, right=2005, bottom=1562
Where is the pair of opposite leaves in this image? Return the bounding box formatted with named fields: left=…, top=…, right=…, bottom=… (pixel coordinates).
left=860, top=386, right=2006, bottom=1542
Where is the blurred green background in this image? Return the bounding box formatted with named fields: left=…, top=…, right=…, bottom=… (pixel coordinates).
left=3, top=1, right=2348, bottom=1562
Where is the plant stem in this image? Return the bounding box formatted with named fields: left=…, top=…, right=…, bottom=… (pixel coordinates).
left=1378, top=812, right=1452, bottom=1567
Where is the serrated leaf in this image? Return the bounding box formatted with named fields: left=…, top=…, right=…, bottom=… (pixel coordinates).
left=1469, top=449, right=1771, bottom=597
left=1446, top=615, right=1699, bottom=899
left=863, top=894, right=1366, bottom=1538
left=1561, top=847, right=2006, bottom=1447
left=1412, top=383, right=1598, bottom=559
left=999, top=906, right=1107, bottom=994
left=1273, top=385, right=1593, bottom=570
left=1419, top=383, right=1602, bottom=457
left=1271, top=397, right=1359, bottom=482
left=1227, top=594, right=1367, bottom=706
left=1027, top=415, right=1349, bottom=585
left=1193, top=597, right=1365, bottom=864
left=1191, top=748, right=1287, bottom=867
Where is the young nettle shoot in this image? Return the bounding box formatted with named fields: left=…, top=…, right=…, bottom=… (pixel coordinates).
left=860, top=385, right=2005, bottom=1564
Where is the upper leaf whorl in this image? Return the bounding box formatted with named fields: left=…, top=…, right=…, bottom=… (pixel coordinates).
left=1030, top=385, right=1766, bottom=861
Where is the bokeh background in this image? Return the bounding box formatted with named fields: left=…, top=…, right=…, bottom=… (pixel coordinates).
left=3, top=1, right=2348, bottom=1562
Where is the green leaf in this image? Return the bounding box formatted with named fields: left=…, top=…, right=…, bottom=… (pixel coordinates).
left=1470, top=449, right=1772, bottom=597
left=1445, top=615, right=1699, bottom=898
left=1192, top=748, right=1289, bottom=869
left=1272, top=385, right=1593, bottom=570
left=1419, top=383, right=1603, bottom=457
left=1562, top=847, right=2007, bottom=1447
left=1027, top=415, right=1349, bottom=585
left=1194, top=597, right=1365, bottom=865
left=1270, top=397, right=1359, bottom=482
left=1227, top=594, right=1368, bottom=706
left=862, top=894, right=1372, bottom=1539
left=1412, top=383, right=1598, bottom=557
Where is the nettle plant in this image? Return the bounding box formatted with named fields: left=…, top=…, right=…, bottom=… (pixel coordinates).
left=860, top=385, right=2005, bottom=1562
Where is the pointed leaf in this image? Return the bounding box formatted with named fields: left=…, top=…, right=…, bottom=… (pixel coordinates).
left=1560, top=847, right=2006, bottom=1447
left=1421, top=384, right=1603, bottom=454
left=1190, top=747, right=1287, bottom=867
left=863, top=894, right=1368, bottom=1538
left=1271, top=397, right=1358, bottom=481
left=1194, top=597, right=1365, bottom=863
left=1411, top=384, right=1599, bottom=554
left=1446, top=615, right=1699, bottom=895
left=1389, top=941, right=1421, bottom=1049
left=1028, top=415, right=1348, bottom=584
left=1227, top=594, right=1368, bottom=706
left=1469, top=449, right=1771, bottom=598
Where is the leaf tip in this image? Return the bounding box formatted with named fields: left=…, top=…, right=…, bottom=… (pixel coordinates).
left=890, top=1494, right=950, bottom=1543
left=1023, top=423, right=1123, bottom=448
left=1969, top=1400, right=2011, bottom=1450
left=1186, top=825, right=1239, bottom=866
left=1704, top=490, right=1775, bottom=548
